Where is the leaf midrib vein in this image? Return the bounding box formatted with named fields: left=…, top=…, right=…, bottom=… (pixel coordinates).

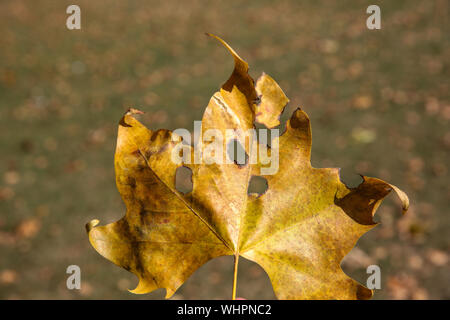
left=136, top=149, right=233, bottom=253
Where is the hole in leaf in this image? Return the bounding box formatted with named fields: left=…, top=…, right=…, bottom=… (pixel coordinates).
left=254, top=123, right=269, bottom=147
left=248, top=176, right=268, bottom=196
left=227, top=139, right=248, bottom=167
left=175, top=166, right=193, bottom=194
left=254, top=122, right=281, bottom=148
left=338, top=171, right=364, bottom=188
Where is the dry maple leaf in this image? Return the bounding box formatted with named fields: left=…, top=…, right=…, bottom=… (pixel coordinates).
left=86, top=34, right=409, bottom=300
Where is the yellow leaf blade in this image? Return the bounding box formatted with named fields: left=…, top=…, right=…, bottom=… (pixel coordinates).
left=86, top=36, right=409, bottom=300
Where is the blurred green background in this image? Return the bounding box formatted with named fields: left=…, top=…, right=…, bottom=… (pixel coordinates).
left=0, top=0, right=448, bottom=299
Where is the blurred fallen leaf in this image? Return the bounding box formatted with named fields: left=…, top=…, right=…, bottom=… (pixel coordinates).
left=4, top=171, right=20, bottom=185
left=79, top=281, right=93, bottom=297
left=0, top=270, right=18, bottom=284
left=353, top=95, right=373, bottom=110
left=352, top=127, right=377, bottom=144
left=16, top=218, right=41, bottom=239
left=387, top=274, right=429, bottom=300
left=426, top=249, right=448, bottom=267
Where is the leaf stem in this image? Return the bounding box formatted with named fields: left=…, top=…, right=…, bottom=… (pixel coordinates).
left=232, top=254, right=239, bottom=300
